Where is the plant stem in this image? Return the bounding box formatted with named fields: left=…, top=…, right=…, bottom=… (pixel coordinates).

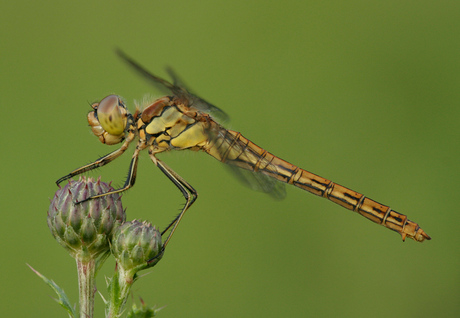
left=107, top=267, right=134, bottom=318
left=76, top=259, right=96, bottom=318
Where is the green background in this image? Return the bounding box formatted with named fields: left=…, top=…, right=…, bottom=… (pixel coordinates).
left=1, top=1, right=458, bottom=317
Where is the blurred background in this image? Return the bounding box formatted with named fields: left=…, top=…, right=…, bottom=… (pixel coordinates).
left=1, top=1, right=458, bottom=317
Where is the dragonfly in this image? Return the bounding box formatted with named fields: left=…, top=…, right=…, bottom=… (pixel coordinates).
left=57, top=50, right=430, bottom=259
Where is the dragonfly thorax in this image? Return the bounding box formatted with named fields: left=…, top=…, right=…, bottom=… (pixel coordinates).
left=88, top=95, right=131, bottom=145
left=136, top=96, right=211, bottom=152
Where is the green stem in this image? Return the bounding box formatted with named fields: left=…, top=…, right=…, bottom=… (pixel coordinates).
left=107, top=267, right=134, bottom=318
left=76, top=259, right=96, bottom=318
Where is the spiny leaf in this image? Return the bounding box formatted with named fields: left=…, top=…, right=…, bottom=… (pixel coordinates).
left=28, top=264, right=76, bottom=318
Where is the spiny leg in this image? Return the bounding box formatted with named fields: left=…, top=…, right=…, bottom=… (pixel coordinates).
left=77, top=147, right=141, bottom=204
left=56, top=137, right=134, bottom=185
left=149, top=151, right=197, bottom=263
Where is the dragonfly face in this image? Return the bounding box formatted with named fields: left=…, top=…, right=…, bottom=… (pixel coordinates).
left=57, top=50, right=430, bottom=262
left=88, top=95, right=131, bottom=145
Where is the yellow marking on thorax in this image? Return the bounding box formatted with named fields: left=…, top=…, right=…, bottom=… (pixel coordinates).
left=171, top=121, right=208, bottom=149
left=145, top=107, right=183, bottom=135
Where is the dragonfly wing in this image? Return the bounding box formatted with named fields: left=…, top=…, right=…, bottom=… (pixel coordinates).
left=207, top=126, right=287, bottom=200
left=165, top=67, right=230, bottom=123
left=116, top=49, right=178, bottom=94
left=225, top=164, right=286, bottom=200
left=116, top=49, right=229, bottom=123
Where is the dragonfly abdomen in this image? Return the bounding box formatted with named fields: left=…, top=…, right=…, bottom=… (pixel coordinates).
left=204, top=126, right=430, bottom=242
left=271, top=156, right=431, bottom=242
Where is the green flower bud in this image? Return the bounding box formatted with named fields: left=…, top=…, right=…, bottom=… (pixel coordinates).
left=48, top=177, right=126, bottom=261
left=127, top=298, right=162, bottom=317
left=107, top=220, right=163, bottom=317
left=112, top=220, right=163, bottom=277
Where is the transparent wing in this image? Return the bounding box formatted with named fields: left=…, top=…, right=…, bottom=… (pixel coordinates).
left=206, top=126, right=287, bottom=200
left=225, top=164, right=287, bottom=200
left=115, top=49, right=229, bottom=123
left=165, top=67, right=229, bottom=123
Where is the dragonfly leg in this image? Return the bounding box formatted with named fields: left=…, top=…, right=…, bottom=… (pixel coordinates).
left=56, top=137, right=134, bottom=185
left=76, top=147, right=141, bottom=203
left=148, top=151, right=197, bottom=260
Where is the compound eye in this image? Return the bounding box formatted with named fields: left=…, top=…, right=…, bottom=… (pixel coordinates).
left=97, top=95, right=126, bottom=135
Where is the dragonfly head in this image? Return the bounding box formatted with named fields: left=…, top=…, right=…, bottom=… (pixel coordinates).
left=88, top=95, right=129, bottom=145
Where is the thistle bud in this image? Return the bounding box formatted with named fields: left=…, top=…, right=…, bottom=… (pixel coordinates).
left=112, top=220, right=163, bottom=277
left=127, top=298, right=162, bottom=317
left=48, top=177, right=126, bottom=261
left=107, top=220, right=163, bottom=317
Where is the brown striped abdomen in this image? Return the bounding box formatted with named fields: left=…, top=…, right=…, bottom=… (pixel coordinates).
left=204, top=125, right=430, bottom=242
